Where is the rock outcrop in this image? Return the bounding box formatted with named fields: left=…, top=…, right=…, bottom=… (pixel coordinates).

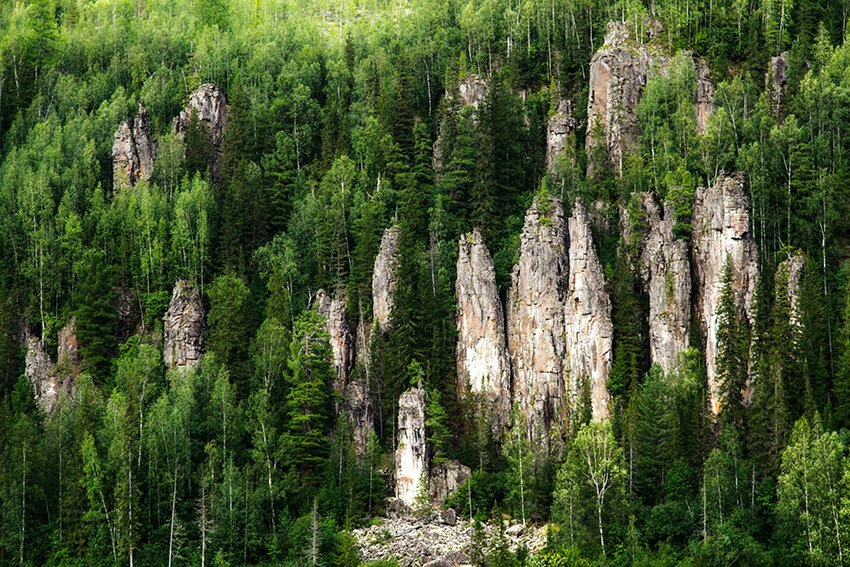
left=564, top=201, right=613, bottom=420
left=586, top=21, right=668, bottom=175
left=24, top=318, right=81, bottom=413
left=507, top=199, right=570, bottom=446
left=767, top=52, right=789, bottom=112
left=455, top=229, right=510, bottom=432
left=57, top=318, right=82, bottom=376
left=692, top=173, right=759, bottom=414
left=546, top=99, right=577, bottom=171
left=395, top=387, right=428, bottom=508
left=695, top=58, right=715, bottom=134
left=429, top=460, right=471, bottom=506
left=373, top=226, right=400, bottom=331
left=777, top=251, right=805, bottom=329
left=112, top=102, right=154, bottom=189
left=172, top=85, right=227, bottom=177
left=629, top=193, right=692, bottom=371
left=456, top=74, right=488, bottom=109
left=163, top=280, right=205, bottom=370
left=316, top=288, right=353, bottom=392
left=344, top=379, right=374, bottom=455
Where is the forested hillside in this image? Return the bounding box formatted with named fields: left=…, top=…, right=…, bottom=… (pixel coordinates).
left=2, top=0, right=850, bottom=565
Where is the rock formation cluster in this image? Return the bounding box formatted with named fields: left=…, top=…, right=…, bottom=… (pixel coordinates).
left=692, top=173, right=759, bottom=414
left=455, top=228, right=510, bottom=432
left=163, top=280, right=206, bottom=370
left=112, top=102, right=154, bottom=189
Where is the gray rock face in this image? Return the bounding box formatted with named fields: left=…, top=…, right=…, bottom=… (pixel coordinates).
left=429, top=460, right=471, bottom=506
left=587, top=21, right=669, bottom=176
left=163, top=280, right=205, bottom=370
left=172, top=85, right=227, bottom=177
left=25, top=319, right=80, bottom=413
left=57, top=317, right=82, bottom=375
left=373, top=226, right=400, bottom=331
left=546, top=99, right=577, bottom=171
left=632, top=193, right=692, bottom=371
left=777, top=251, right=805, bottom=330
left=456, top=74, right=488, bottom=109
left=455, top=229, right=510, bottom=432
left=316, top=288, right=353, bottom=392
left=692, top=173, right=759, bottom=414
left=395, top=387, right=428, bottom=507
left=507, top=199, right=570, bottom=447
left=565, top=201, right=613, bottom=420
left=344, top=379, right=374, bottom=455
left=768, top=52, right=789, bottom=112
left=112, top=102, right=154, bottom=189
left=695, top=58, right=715, bottom=134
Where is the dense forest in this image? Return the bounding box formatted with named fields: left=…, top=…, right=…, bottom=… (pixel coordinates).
left=3, top=0, right=850, bottom=565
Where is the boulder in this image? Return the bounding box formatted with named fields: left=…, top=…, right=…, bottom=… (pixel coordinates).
left=163, top=280, right=205, bottom=370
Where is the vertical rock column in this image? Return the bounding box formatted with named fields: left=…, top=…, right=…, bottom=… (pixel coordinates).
left=636, top=193, right=692, bottom=371
left=163, top=280, right=206, bottom=370
left=316, top=288, right=353, bottom=393
left=564, top=201, right=613, bottom=420
left=112, top=102, right=155, bottom=189
left=692, top=173, right=759, bottom=414
left=455, top=228, right=511, bottom=434
left=394, top=387, right=428, bottom=508
left=172, top=85, right=228, bottom=179
left=507, top=199, right=570, bottom=447
left=546, top=99, right=577, bottom=171
left=777, top=252, right=806, bottom=330
left=372, top=226, right=400, bottom=331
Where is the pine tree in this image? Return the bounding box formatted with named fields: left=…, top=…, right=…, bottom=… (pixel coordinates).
left=716, top=255, right=748, bottom=432
left=73, top=249, right=117, bottom=383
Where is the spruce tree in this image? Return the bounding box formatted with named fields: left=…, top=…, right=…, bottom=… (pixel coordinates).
left=716, top=255, right=748, bottom=433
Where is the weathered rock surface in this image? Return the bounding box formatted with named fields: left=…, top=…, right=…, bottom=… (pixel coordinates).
left=631, top=193, right=692, bottom=371
left=57, top=317, right=82, bottom=375
left=344, top=379, right=374, bottom=455
left=768, top=52, right=789, bottom=112
left=373, top=226, right=400, bottom=331
left=429, top=460, right=471, bottom=506
left=163, top=280, right=205, bottom=370
left=586, top=21, right=669, bottom=175
left=507, top=199, right=570, bottom=447
left=115, top=287, right=139, bottom=342
left=692, top=173, right=759, bottom=414
left=456, top=74, right=488, bottom=109
left=25, top=320, right=80, bottom=413
left=455, top=229, right=510, bottom=432
left=353, top=514, right=547, bottom=567
left=546, top=99, right=577, bottom=170
left=395, top=387, right=428, bottom=507
left=172, top=85, right=227, bottom=177
left=695, top=58, right=715, bottom=134
left=316, top=288, right=353, bottom=392
left=112, top=102, right=154, bottom=188
left=564, top=201, right=613, bottom=420
left=777, top=251, right=805, bottom=330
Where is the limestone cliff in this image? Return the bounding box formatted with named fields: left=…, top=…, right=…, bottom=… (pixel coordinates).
left=455, top=229, right=510, bottom=432
left=546, top=99, right=577, bottom=171
left=564, top=201, right=613, bottom=420
left=395, top=387, right=428, bottom=507
left=316, top=288, right=353, bottom=392
left=112, top=102, right=154, bottom=189
left=692, top=173, right=759, bottom=414
left=631, top=193, right=692, bottom=371
left=163, top=280, right=205, bottom=370
left=373, top=226, right=400, bottom=331
left=507, top=199, right=570, bottom=446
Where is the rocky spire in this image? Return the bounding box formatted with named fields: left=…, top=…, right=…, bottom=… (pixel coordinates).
left=586, top=21, right=669, bottom=176
left=695, top=58, right=715, bottom=134
left=628, top=193, right=692, bottom=371
left=456, top=228, right=511, bottom=433
left=777, top=251, right=805, bottom=330
left=163, top=280, right=205, bottom=370
left=546, top=99, right=577, bottom=171
left=112, top=102, right=155, bottom=189
left=172, top=84, right=227, bottom=178
left=564, top=200, right=613, bottom=420
left=316, top=288, right=353, bottom=393
left=24, top=318, right=81, bottom=413
left=692, top=173, right=759, bottom=414
left=394, top=387, right=428, bottom=508
left=507, top=198, right=570, bottom=447
left=373, top=226, right=400, bottom=331
left=767, top=52, right=790, bottom=113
